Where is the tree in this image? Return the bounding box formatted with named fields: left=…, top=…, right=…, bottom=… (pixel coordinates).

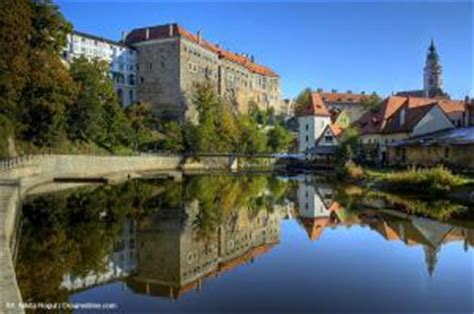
left=20, top=51, right=76, bottom=146
left=236, top=115, right=267, bottom=154
left=0, top=0, right=32, bottom=119
left=267, top=124, right=293, bottom=152
left=67, top=57, right=111, bottom=143
left=335, top=127, right=361, bottom=163
left=160, top=121, right=184, bottom=152
left=362, top=93, right=382, bottom=112
left=194, top=83, right=220, bottom=152
left=125, top=102, right=159, bottom=151
left=293, top=87, right=312, bottom=116
left=67, top=57, right=133, bottom=151
left=2, top=0, right=77, bottom=147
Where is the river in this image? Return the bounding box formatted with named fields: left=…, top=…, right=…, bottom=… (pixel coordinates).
left=14, top=173, right=474, bottom=313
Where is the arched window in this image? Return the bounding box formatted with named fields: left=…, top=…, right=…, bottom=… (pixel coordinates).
left=129, top=74, right=135, bottom=85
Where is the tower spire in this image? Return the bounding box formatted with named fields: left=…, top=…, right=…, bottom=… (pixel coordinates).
left=423, top=38, right=443, bottom=97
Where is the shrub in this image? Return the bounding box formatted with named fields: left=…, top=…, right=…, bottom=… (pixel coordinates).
left=341, top=161, right=365, bottom=180
left=383, top=166, right=465, bottom=194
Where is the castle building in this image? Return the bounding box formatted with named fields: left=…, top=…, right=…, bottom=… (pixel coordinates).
left=396, top=39, right=448, bottom=99
left=126, top=200, right=282, bottom=299
left=125, top=23, right=281, bottom=121
left=63, top=30, right=138, bottom=107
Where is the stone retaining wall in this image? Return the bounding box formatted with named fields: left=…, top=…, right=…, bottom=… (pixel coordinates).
left=0, top=181, right=23, bottom=313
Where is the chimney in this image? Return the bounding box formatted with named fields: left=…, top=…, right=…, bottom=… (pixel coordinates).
left=145, top=28, right=150, bottom=40
left=250, top=55, right=255, bottom=62
left=347, top=90, right=352, bottom=94
left=169, top=24, right=174, bottom=37
left=331, top=89, right=337, bottom=93
left=361, top=91, right=366, bottom=95
left=197, top=30, right=202, bottom=43
left=317, top=88, right=323, bottom=92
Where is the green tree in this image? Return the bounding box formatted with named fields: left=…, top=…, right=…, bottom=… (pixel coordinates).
left=293, top=87, right=312, bottom=116
left=0, top=0, right=32, bottom=119
left=67, top=57, right=112, bottom=142
left=335, top=127, right=360, bottom=163
left=20, top=51, right=76, bottom=146
left=11, top=0, right=76, bottom=147
left=362, top=93, right=382, bottom=112
left=125, top=102, right=158, bottom=151
left=236, top=115, right=267, bottom=154
left=194, top=83, right=220, bottom=152
left=67, top=57, right=133, bottom=151
left=160, top=121, right=184, bottom=152
left=267, top=124, right=293, bottom=152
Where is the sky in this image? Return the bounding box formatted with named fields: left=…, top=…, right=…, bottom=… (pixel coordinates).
left=56, top=0, right=473, bottom=99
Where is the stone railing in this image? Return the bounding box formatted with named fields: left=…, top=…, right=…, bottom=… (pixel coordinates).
left=0, top=155, right=36, bottom=173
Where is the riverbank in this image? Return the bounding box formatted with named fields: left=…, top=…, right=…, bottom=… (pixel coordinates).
left=340, top=162, right=474, bottom=204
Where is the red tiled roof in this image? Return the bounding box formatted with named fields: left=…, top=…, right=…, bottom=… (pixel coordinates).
left=355, top=96, right=464, bottom=135
left=355, top=96, right=407, bottom=134
left=299, top=93, right=331, bottom=117
left=320, top=92, right=368, bottom=104
left=125, top=23, right=278, bottom=77
left=382, top=103, right=437, bottom=134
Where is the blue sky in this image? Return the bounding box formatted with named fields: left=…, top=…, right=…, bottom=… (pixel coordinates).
left=56, top=1, right=472, bottom=99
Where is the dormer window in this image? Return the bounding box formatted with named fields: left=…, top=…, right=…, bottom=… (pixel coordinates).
left=400, top=108, right=406, bottom=126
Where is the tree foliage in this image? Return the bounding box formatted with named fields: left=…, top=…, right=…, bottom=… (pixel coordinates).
left=335, top=127, right=361, bottom=163
left=293, top=87, right=312, bottom=116
left=267, top=124, right=294, bottom=152
left=362, top=93, right=382, bottom=112
left=160, top=84, right=290, bottom=154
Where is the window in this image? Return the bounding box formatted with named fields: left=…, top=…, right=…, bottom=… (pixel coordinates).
left=325, top=136, right=333, bottom=143
left=147, top=62, right=152, bottom=70
left=444, top=147, right=450, bottom=159
left=140, top=76, right=144, bottom=83
left=305, top=124, right=309, bottom=131
left=305, top=136, right=309, bottom=143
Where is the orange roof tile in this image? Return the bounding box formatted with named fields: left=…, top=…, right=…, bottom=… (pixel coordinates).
left=355, top=96, right=407, bottom=134
left=382, top=103, right=437, bottom=134
left=320, top=92, right=368, bottom=104
left=300, top=93, right=331, bottom=117
left=355, top=96, right=464, bottom=135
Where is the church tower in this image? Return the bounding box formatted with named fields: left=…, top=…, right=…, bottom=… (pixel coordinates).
left=423, top=39, right=443, bottom=97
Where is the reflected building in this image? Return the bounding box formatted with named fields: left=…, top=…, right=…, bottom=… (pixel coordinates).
left=61, top=219, right=137, bottom=291
left=296, top=180, right=474, bottom=276
left=296, top=180, right=346, bottom=240
left=127, top=201, right=283, bottom=299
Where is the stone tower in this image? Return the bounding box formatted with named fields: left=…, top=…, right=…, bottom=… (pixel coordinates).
left=423, top=39, right=443, bottom=97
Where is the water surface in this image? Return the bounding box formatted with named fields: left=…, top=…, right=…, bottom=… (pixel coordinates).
left=15, top=174, right=474, bottom=313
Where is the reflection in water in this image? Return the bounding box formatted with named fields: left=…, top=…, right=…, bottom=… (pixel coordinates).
left=15, top=174, right=474, bottom=311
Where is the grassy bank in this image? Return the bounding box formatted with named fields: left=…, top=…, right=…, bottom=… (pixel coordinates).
left=341, top=162, right=473, bottom=197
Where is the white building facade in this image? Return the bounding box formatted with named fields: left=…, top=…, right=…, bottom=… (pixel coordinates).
left=63, top=30, right=137, bottom=107
left=298, top=93, right=332, bottom=153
